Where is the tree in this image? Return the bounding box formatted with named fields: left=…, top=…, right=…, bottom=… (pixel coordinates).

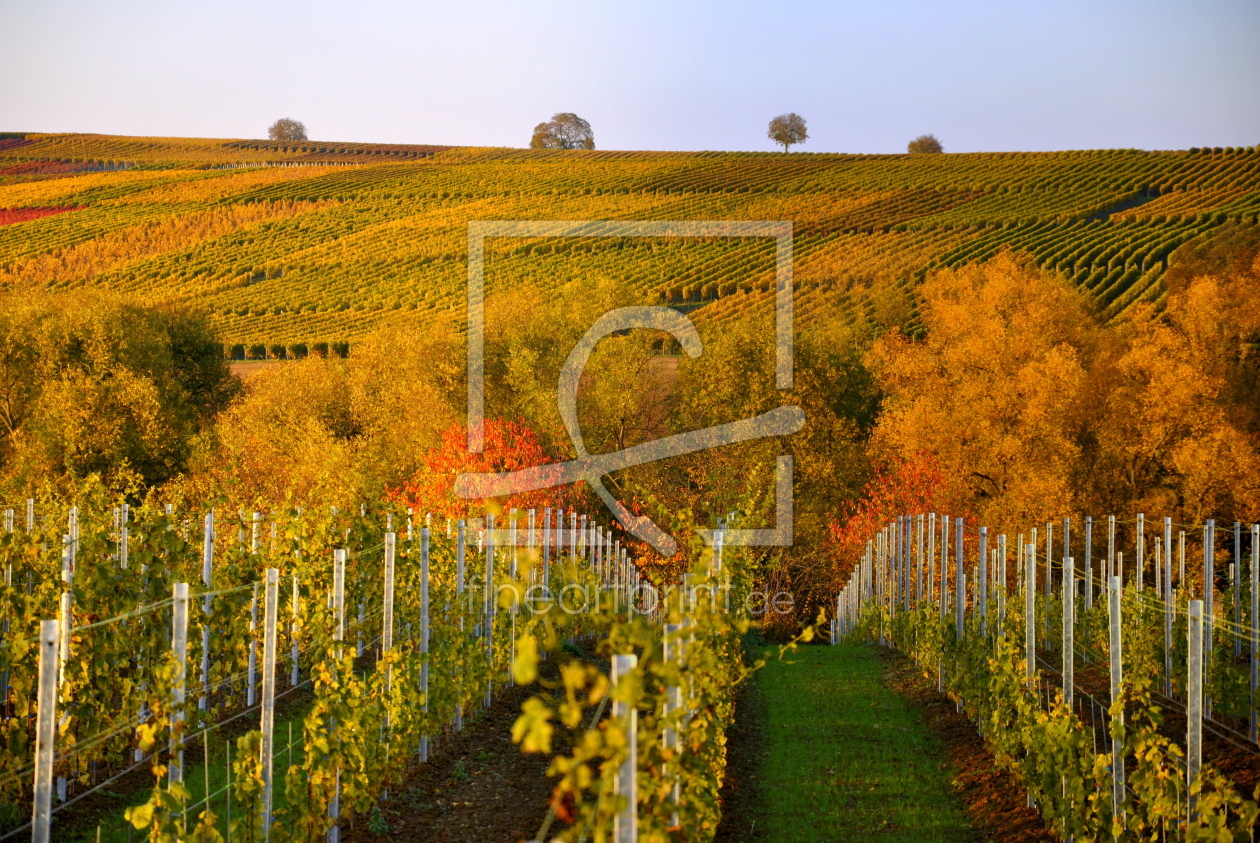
left=0, top=291, right=239, bottom=495
left=268, top=118, right=307, bottom=142
left=529, top=113, right=595, bottom=150
left=767, top=113, right=808, bottom=152
left=865, top=251, right=1101, bottom=531
left=907, top=134, right=943, bottom=154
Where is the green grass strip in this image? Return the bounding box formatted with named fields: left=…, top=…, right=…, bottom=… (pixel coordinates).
left=755, top=644, right=973, bottom=842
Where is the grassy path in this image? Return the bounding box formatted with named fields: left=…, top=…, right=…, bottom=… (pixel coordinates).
left=750, top=644, right=976, bottom=842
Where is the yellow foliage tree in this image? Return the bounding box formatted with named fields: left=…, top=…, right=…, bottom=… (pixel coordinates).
left=0, top=290, right=238, bottom=496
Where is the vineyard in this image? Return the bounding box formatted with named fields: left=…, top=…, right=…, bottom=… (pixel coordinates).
left=835, top=513, right=1260, bottom=840
left=1, top=498, right=763, bottom=842
left=1, top=134, right=1258, bottom=349
left=3, top=130, right=1260, bottom=842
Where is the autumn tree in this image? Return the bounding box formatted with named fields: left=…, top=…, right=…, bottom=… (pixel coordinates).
left=863, top=244, right=1260, bottom=534
left=268, top=118, right=307, bottom=141
left=179, top=324, right=459, bottom=508
left=767, top=113, right=808, bottom=152
left=907, top=134, right=943, bottom=154
left=0, top=291, right=239, bottom=496
left=865, top=251, right=1102, bottom=532
left=1087, top=259, right=1260, bottom=523
left=529, top=113, right=595, bottom=150
left=396, top=418, right=580, bottom=519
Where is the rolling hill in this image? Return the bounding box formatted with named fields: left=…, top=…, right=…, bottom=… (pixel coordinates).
left=2, top=132, right=1258, bottom=351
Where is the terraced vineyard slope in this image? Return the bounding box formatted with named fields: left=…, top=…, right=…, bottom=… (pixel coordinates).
left=2, top=133, right=1258, bottom=350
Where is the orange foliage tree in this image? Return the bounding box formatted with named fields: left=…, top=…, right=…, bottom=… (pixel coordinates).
left=866, top=251, right=1102, bottom=533
left=393, top=417, right=585, bottom=519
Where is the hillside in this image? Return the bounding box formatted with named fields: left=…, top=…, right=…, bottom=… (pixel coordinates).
left=2, top=132, right=1258, bottom=350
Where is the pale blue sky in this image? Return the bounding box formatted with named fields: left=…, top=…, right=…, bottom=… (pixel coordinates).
left=1, top=0, right=1257, bottom=153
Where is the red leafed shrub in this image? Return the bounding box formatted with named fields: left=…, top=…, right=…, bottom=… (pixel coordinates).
left=0, top=206, right=82, bottom=226
left=828, top=451, right=975, bottom=581
left=393, top=417, right=584, bottom=519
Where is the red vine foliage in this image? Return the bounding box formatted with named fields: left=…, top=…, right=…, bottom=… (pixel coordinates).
left=0, top=206, right=82, bottom=226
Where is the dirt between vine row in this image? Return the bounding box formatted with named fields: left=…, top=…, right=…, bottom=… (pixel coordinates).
left=878, top=649, right=1055, bottom=842
left=711, top=670, right=767, bottom=842
left=344, top=678, right=558, bottom=843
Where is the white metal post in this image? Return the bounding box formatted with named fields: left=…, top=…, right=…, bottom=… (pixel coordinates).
left=663, top=623, right=682, bottom=826
left=1136, top=513, right=1145, bottom=592
left=199, top=512, right=214, bottom=712
left=290, top=572, right=300, bottom=687
left=509, top=510, right=518, bottom=579
left=1187, top=599, right=1203, bottom=821
left=1107, top=515, right=1116, bottom=584
left=31, top=620, right=59, bottom=843
left=1250, top=523, right=1258, bottom=744
left=120, top=503, right=129, bottom=570
left=1165, top=517, right=1174, bottom=698
left=928, top=513, right=936, bottom=603
left=382, top=531, right=396, bottom=731
left=420, top=528, right=431, bottom=761
left=1234, top=522, right=1242, bottom=659
left=1045, top=521, right=1052, bottom=597
left=612, top=653, right=638, bottom=843
left=1063, top=558, right=1074, bottom=708
left=248, top=583, right=259, bottom=706
left=1205, top=520, right=1214, bottom=718
left=456, top=520, right=466, bottom=732
left=1108, top=575, right=1124, bottom=819
left=260, top=568, right=279, bottom=838
left=58, top=536, right=72, bottom=685
left=1026, top=544, right=1036, bottom=685
left=329, top=550, right=345, bottom=843
left=484, top=514, right=495, bottom=708
left=171, top=583, right=190, bottom=785
left=979, top=526, right=988, bottom=635
left=954, top=518, right=964, bottom=637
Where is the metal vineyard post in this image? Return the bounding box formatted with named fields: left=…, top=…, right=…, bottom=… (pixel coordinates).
left=31, top=620, right=59, bottom=843
left=260, top=567, right=279, bottom=838
left=1063, top=557, right=1074, bottom=708
left=170, top=583, right=190, bottom=784
left=612, top=653, right=638, bottom=843
left=1108, top=575, right=1124, bottom=820
left=1187, top=599, right=1203, bottom=822
left=1026, top=544, right=1036, bottom=685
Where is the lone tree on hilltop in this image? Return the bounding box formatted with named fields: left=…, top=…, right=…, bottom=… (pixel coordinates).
left=268, top=118, right=308, bottom=141
left=907, top=134, right=943, bottom=154
left=530, top=113, right=595, bottom=150
left=768, top=113, right=808, bottom=152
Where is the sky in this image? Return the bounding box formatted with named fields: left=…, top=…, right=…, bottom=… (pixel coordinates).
left=1, top=0, right=1257, bottom=154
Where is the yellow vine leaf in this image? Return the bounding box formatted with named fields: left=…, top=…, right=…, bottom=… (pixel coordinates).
left=512, top=697, right=554, bottom=753
left=513, top=633, right=539, bottom=685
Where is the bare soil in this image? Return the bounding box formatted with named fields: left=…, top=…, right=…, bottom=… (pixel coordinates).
left=344, top=680, right=556, bottom=843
